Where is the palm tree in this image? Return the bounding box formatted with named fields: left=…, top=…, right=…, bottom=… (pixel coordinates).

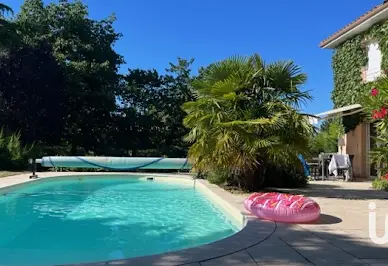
left=0, top=3, right=12, bottom=13
left=182, top=54, right=313, bottom=190
left=0, top=3, right=16, bottom=48
left=0, top=3, right=13, bottom=24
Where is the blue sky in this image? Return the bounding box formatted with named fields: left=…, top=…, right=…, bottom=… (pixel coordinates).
left=6, top=0, right=383, bottom=114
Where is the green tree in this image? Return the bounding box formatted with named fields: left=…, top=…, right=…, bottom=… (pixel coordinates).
left=0, top=0, right=66, bottom=150
left=0, top=3, right=12, bottom=23
left=0, top=41, right=65, bottom=145
left=0, top=2, right=18, bottom=48
left=308, top=119, right=344, bottom=155
left=119, top=58, right=195, bottom=157
left=183, top=54, right=313, bottom=190
left=0, top=3, right=12, bottom=12
left=16, top=0, right=124, bottom=154
left=159, top=58, right=195, bottom=156
left=118, top=68, right=164, bottom=156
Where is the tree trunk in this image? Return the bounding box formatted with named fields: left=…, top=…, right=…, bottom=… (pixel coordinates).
left=71, top=142, right=77, bottom=155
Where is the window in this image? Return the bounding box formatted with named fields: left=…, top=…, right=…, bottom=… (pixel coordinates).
left=366, top=41, right=382, bottom=82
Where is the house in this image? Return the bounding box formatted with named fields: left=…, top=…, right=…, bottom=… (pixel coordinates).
left=317, top=1, right=388, bottom=179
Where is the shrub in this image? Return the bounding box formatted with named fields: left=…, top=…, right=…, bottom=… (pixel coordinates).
left=203, top=161, right=308, bottom=191
left=136, top=149, right=163, bottom=157
left=263, top=163, right=308, bottom=188
left=372, top=176, right=388, bottom=191
left=361, top=77, right=388, bottom=177
left=0, top=129, right=34, bottom=170
left=38, top=145, right=71, bottom=156
left=204, top=168, right=231, bottom=185
left=308, top=119, right=344, bottom=156
left=135, top=147, right=188, bottom=158
left=32, top=145, right=92, bottom=157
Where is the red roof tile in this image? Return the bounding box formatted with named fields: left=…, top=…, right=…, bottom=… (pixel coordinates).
left=320, top=2, right=388, bottom=48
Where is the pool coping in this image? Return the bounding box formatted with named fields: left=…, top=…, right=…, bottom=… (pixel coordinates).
left=0, top=172, right=276, bottom=266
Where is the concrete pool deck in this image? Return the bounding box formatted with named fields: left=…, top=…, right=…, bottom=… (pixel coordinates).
left=0, top=173, right=388, bottom=266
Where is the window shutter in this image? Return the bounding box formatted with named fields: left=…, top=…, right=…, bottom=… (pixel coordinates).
left=366, top=42, right=382, bottom=81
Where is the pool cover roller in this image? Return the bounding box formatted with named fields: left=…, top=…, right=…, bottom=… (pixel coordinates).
left=37, top=156, right=191, bottom=170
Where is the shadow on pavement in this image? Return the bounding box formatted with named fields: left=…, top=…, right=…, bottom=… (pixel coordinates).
left=307, top=213, right=342, bottom=225
left=198, top=221, right=388, bottom=266
left=271, top=182, right=388, bottom=200
left=95, top=215, right=388, bottom=266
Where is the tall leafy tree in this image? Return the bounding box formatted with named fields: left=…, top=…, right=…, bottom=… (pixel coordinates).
left=0, top=3, right=12, bottom=26
left=308, top=119, right=344, bottom=155
left=119, top=58, right=195, bottom=157
left=158, top=58, right=195, bottom=155
left=16, top=0, right=124, bottom=154
left=0, top=2, right=17, bottom=48
left=183, top=54, right=313, bottom=190
left=0, top=41, right=65, bottom=144
left=0, top=3, right=12, bottom=13
left=0, top=3, right=12, bottom=25
left=0, top=2, right=65, bottom=145
left=0, top=0, right=198, bottom=168
left=118, top=68, right=164, bottom=155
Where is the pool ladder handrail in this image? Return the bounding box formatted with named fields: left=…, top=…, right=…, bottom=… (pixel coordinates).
left=28, top=158, right=39, bottom=179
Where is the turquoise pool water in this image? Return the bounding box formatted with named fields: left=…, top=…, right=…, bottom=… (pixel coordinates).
left=0, top=176, right=238, bottom=266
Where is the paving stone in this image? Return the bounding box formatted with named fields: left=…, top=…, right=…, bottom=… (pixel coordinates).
left=306, top=258, right=369, bottom=266
left=310, top=229, right=350, bottom=240
left=200, top=250, right=257, bottom=266
left=292, top=242, right=366, bottom=266
left=254, top=262, right=313, bottom=266
left=362, top=259, right=388, bottom=266
left=325, top=237, right=388, bottom=259
left=274, top=227, right=327, bottom=246
left=107, top=257, right=200, bottom=266
left=247, top=237, right=309, bottom=265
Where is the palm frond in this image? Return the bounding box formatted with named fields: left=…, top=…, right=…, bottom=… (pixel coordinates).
left=183, top=53, right=313, bottom=184
left=265, top=60, right=307, bottom=87
left=0, top=3, right=13, bottom=16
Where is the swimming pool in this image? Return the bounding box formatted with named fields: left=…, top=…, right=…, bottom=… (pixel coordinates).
left=0, top=176, right=239, bottom=266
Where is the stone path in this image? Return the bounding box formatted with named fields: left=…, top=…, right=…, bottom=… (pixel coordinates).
left=201, top=181, right=388, bottom=266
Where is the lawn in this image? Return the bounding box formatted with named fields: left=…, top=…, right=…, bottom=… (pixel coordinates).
left=0, top=171, right=27, bottom=178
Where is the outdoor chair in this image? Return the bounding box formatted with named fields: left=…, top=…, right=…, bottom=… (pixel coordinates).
left=306, top=158, right=320, bottom=179
left=328, top=154, right=355, bottom=181
left=316, top=153, right=337, bottom=180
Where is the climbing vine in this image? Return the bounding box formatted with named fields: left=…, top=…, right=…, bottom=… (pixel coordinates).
left=331, top=21, right=388, bottom=132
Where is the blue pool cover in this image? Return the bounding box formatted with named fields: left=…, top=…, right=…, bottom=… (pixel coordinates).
left=39, top=156, right=191, bottom=170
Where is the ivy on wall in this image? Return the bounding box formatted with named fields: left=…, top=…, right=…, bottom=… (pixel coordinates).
left=331, top=21, right=388, bottom=132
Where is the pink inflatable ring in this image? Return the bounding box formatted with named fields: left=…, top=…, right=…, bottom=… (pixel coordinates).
left=244, top=192, right=320, bottom=223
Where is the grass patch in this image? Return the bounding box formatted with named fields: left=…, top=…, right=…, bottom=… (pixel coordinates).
left=0, top=171, right=27, bottom=178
